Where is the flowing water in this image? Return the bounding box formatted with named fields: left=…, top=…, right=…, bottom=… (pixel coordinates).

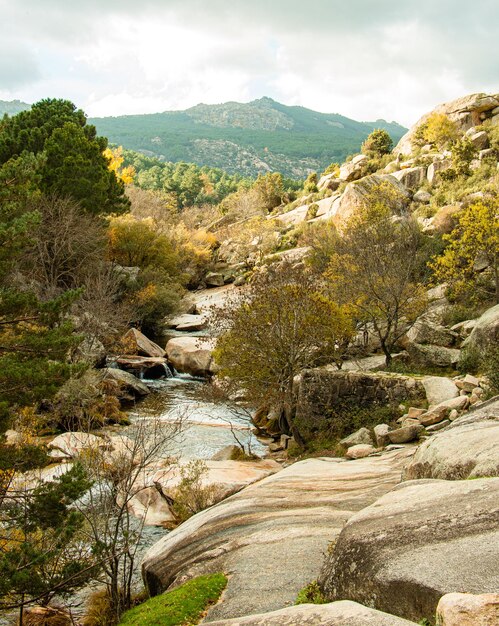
left=0, top=373, right=267, bottom=625
left=125, top=373, right=266, bottom=459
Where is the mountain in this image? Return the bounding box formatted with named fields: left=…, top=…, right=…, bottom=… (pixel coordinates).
left=90, top=97, right=407, bottom=178
left=0, top=99, right=31, bottom=116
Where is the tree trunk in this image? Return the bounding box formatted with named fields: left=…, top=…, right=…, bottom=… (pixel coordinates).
left=283, top=384, right=306, bottom=449
left=381, top=340, right=392, bottom=368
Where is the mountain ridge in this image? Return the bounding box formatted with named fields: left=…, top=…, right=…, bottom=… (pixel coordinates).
left=0, top=97, right=407, bottom=178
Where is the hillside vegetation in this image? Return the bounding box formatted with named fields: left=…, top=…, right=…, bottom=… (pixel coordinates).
left=89, top=97, right=406, bottom=177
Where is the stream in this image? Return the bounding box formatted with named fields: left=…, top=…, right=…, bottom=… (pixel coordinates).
left=0, top=373, right=267, bottom=625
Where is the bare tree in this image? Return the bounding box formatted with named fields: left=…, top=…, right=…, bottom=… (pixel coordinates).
left=23, top=194, right=106, bottom=299
left=75, top=415, right=184, bottom=622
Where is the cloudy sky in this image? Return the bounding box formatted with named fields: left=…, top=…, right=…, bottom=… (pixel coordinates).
left=1, top=0, right=498, bottom=126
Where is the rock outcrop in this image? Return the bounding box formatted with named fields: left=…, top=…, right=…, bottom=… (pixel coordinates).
left=165, top=336, right=217, bottom=377
left=98, top=367, right=150, bottom=400
left=207, top=601, right=419, bottom=625
left=395, top=92, right=499, bottom=155
left=404, top=397, right=499, bottom=479
left=294, top=370, right=425, bottom=439
left=121, top=327, right=166, bottom=358
left=463, top=303, right=499, bottom=351
left=142, top=450, right=412, bottom=622
left=319, top=478, right=499, bottom=623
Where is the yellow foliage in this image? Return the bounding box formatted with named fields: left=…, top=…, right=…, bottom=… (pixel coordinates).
left=133, top=283, right=157, bottom=305
left=103, top=146, right=135, bottom=184
left=430, top=199, right=499, bottom=302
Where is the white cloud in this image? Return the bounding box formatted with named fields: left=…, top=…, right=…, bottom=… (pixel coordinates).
left=0, top=0, right=497, bottom=126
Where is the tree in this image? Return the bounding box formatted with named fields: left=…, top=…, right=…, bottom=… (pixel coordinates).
left=0, top=463, right=94, bottom=625
left=253, top=172, right=284, bottom=211
left=417, top=113, right=459, bottom=150
left=450, top=136, right=477, bottom=176
left=0, top=98, right=129, bottom=215
left=22, top=194, right=106, bottom=298
left=212, top=263, right=354, bottom=446
left=361, top=129, right=393, bottom=156
left=430, top=198, right=499, bottom=303
left=76, top=415, right=184, bottom=622
left=325, top=187, right=428, bottom=366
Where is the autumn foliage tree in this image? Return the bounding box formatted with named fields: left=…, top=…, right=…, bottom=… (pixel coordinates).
left=430, top=198, right=499, bottom=303
left=325, top=187, right=428, bottom=366
left=213, top=263, right=354, bottom=446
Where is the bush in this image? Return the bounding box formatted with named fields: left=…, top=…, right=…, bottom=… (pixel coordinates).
left=119, top=574, right=227, bottom=626
left=84, top=589, right=117, bottom=626
left=52, top=371, right=128, bottom=432
left=171, top=460, right=225, bottom=523
left=361, top=129, right=393, bottom=156
left=416, top=113, right=459, bottom=150
left=295, top=581, right=328, bottom=605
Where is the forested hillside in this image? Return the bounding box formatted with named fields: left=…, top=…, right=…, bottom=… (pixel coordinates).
left=90, top=97, right=406, bottom=177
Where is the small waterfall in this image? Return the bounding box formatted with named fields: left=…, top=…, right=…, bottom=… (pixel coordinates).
left=162, top=363, right=174, bottom=378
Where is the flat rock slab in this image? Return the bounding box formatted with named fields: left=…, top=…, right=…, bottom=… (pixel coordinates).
left=319, top=477, right=499, bottom=623
left=142, top=449, right=413, bottom=622
left=405, top=397, right=499, bottom=479
left=207, top=600, right=418, bottom=625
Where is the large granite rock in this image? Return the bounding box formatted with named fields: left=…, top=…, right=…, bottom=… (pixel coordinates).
left=340, top=427, right=373, bottom=447
left=404, top=398, right=499, bottom=479
left=422, top=376, right=459, bottom=406
left=98, top=367, right=150, bottom=400
left=165, top=336, right=217, bottom=377
left=330, top=175, right=410, bottom=232
left=436, top=592, right=499, bottom=626
left=395, top=92, right=499, bottom=156
left=48, top=432, right=106, bottom=458
left=275, top=204, right=309, bottom=227
left=463, top=304, right=499, bottom=352
left=207, top=601, right=418, bottom=626
left=142, top=450, right=412, bottom=622
left=338, top=154, right=369, bottom=182
left=319, top=478, right=499, bottom=623
left=391, top=167, right=426, bottom=190
left=167, top=314, right=208, bottom=332
left=406, top=343, right=460, bottom=368
left=121, top=327, right=165, bottom=358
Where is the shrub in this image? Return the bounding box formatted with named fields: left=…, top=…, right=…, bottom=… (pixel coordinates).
left=361, top=129, right=393, bottom=156
left=171, top=460, right=225, bottom=523
left=419, top=113, right=459, bottom=150
left=295, top=581, right=328, bottom=605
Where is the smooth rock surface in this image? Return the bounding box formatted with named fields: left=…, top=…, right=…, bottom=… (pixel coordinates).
left=319, top=477, right=499, bottom=623
left=142, top=450, right=413, bottom=622
left=165, top=336, right=217, bottom=377
left=404, top=398, right=499, bottom=479
left=436, top=592, right=499, bottom=626
left=422, top=376, right=459, bottom=405
left=207, top=601, right=418, bottom=625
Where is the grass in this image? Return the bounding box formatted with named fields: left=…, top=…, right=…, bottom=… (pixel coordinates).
left=119, top=574, right=228, bottom=626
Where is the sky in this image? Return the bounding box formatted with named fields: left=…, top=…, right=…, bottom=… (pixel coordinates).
left=1, top=0, right=498, bottom=127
